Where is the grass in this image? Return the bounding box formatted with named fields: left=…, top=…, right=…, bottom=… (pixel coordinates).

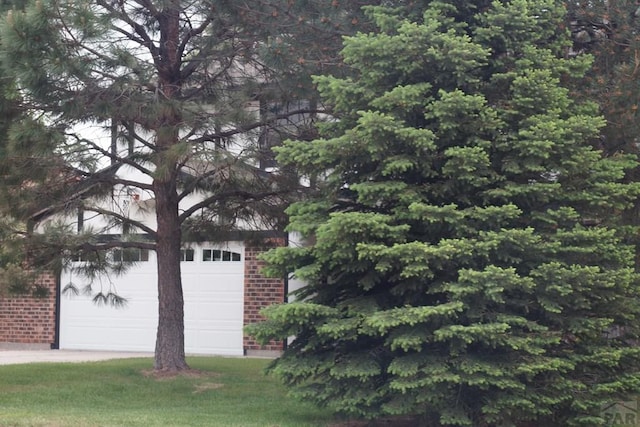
left=0, top=357, right=338, bottom=427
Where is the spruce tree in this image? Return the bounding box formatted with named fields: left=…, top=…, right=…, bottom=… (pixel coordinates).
left=248, top=1, right=640, bottom=425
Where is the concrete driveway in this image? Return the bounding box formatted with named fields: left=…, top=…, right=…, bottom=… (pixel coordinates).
left=0, top=349, right=153, bottom=365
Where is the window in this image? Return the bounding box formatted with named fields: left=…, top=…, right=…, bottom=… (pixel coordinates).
left=180, top=249, right=195, bottom=262
left=202, top=249, right=241, bottom=262
left=112, top=248, right=149, bottom=262
left=71, top=251, right=102, bottom=263
left=202, top=249, right=220, bottom=261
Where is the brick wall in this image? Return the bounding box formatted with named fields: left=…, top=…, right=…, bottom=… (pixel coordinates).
left=243, top=240, right=285, bottom=352
left=0, top=272, right=57, bottom=345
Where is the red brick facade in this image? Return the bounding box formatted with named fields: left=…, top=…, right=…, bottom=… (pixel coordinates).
left=0, top=273, right=57, bottom=346
left=243, top=240, right=285, bottom=352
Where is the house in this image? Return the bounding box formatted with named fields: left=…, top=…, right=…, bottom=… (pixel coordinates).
left=0, top=117, right=303, bottom=356
left=0, top=0, right=327, bottom=357
left=1, top=218, right=290, bottom=357
left=0, top=238, right=286, bottom=356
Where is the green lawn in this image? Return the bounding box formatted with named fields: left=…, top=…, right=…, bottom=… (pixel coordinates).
left=0, top=357, right=337, bottom=427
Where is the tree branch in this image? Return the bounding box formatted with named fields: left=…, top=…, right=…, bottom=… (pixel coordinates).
left=77, top=239, right=156, bottom=252
left=188, top=107, right=326, bottom=144
left=83, top=205, right=157, bottom=237
left=96, top=0, right=161, bottom=69
left=178, top=189, right=286, bottom=223
left=69, top=133, right=154, bottom=177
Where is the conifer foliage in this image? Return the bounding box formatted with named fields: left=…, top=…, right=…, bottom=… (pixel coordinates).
left=249, top=1, right=640, bottom=425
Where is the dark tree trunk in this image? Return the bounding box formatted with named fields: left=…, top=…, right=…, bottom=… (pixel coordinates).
left=152, top=0, right=188, bottom=372
left=153, top=177, right=188, bottom=371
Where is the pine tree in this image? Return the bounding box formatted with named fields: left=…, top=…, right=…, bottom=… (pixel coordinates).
left=0, top=0, right=378, bottom=371
left=0, top=0, right=36, bottom=297
left=248, top=1, right=640, bottom=425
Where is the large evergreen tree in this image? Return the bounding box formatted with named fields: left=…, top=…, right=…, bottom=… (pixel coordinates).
left=248, top=1, right=640, bottom=425
left=0, top=0, right=378, bottom=371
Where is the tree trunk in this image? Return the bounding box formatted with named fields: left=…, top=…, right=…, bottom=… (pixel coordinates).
left=152, top=0, right=188, bottom=372
left=153, top=177, right=188, bottom=371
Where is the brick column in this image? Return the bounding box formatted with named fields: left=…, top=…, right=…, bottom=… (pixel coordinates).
left=243, top=239, right=285, bottom=353
left=0, top=272, right=57, bottom=346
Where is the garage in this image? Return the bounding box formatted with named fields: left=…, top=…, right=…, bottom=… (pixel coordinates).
left=58, top=242, right=245, bottom=356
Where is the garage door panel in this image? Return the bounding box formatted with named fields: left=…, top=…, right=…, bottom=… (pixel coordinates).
left=185, top=307, right=241, bottom=323
left=62, top=296, right=158, bottom=320
left=62, top=325, right=156, bottom=351
left=63, top=312, right=158, bottom=325
left=186, top=292, right=240, bottom=301
left=185, top=330, right=242, bottom=355
left=63, top=294, right=157, bottom=305
left=183, top=275, right=241, bottom=292
left=60, top=242, right=245, bottom=355
left=184, top=318, right=241, bottom=329
left=184, top=287, right=240, bottom=297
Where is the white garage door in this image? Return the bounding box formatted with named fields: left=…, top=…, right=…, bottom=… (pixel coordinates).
left=59, top=242, right=245, bottom=356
